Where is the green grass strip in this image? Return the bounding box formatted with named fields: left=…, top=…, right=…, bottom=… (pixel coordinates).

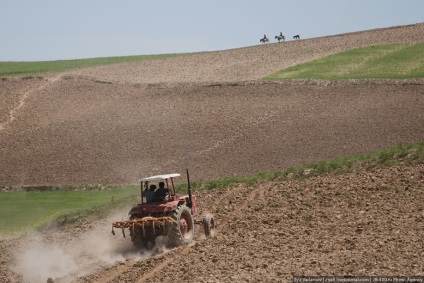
left=0, top=186, right=138, bottom=235
left=1, top=141, right=423, bottom=236
left=264, top=43, right=424, bottom=80
left=188, top=141, right=424, bottom=191
left=0, top=53, right=187, bottom=77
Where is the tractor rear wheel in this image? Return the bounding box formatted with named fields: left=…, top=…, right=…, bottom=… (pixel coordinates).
left=168, top=204, right=194, bottom=246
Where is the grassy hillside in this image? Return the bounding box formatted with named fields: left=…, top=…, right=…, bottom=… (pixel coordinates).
left=0, top=53, right=186, bottom=77
left=264, top=43, right=424, bottom=80
left=2, top=43, right=423, bottom=80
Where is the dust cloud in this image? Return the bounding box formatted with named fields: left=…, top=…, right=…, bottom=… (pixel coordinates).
left=13, top=213, right=144, bottom=283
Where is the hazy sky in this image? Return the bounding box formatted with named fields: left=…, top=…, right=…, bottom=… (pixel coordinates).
left=1, top=0, right=423, bottom=61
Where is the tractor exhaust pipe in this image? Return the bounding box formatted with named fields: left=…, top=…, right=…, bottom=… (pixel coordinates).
left=186, top=168, right=193, bottom=208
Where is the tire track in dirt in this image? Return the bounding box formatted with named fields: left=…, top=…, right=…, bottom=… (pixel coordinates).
left=87, top=245, right=193, bottom=283
left=82, top=185, right=246, bottom=282
left=134, top=245, right=192, bottom=283
left=0, top=74, right=63, bottom=132
left=202, top=184, right=248, bottom=223
left=216, top=182, right=268, bottom=223
left=228, top=185, right=256, bottom=218
left=73, top=259, right=138, bottom=283
left=73, top=246, right=188, bottom=283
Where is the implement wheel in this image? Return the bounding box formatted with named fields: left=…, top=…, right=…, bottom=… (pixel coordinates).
left=203, top=213, right=216, bottom=237
left=168, top=204, right=194, bottom=246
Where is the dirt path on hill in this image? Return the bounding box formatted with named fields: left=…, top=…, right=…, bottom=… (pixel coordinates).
left=0, top=75, right=63, bottom=132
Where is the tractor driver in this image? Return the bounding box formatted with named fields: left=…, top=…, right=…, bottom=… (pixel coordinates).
left=156, top=181, right=168, bottom=200
left=144, top=184, right=156, bottom=203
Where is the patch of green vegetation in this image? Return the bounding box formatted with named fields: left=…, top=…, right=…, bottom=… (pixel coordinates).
left=297, top=142, right=423, bottom=176
left=0, top=53, right=187, bottom=77
left=264, top=43, right=424, bottom=80
left=189, top=141, right=424, bottom=191
left=0, top=186, right=138, bottom=235
left=2, top=141, right=423, bottom=237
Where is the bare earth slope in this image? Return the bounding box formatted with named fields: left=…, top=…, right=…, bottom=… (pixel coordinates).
left=2, top=164, right=423, bottom=282
left=1, top=79, right=423, bottom=185
left=67, top=23, right=424, bottom=85
left=0, top=23, right=424, bottom=283
left=80, top=164, right=424, bottom=283
left=1, top=23, right=424, bottom=186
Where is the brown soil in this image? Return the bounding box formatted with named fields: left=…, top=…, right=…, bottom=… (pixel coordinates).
left=2, top=164, right=423, bottom=283
left=82, top=164, right=424, bottom=282
left=0, top=23, right=423, bottom=282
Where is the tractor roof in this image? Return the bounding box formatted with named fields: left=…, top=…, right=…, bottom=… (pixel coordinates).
left=138, top=173, right=181, bottom=183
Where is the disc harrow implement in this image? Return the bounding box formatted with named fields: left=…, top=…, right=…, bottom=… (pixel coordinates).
left=112, top=217, right=176, bottom=238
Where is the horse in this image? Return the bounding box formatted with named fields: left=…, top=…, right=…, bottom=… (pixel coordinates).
left=293, top=35, right=300, bottom=40
left=275, top=35, right=285, bottom=42
left=260, top=37, right=269, bottom=44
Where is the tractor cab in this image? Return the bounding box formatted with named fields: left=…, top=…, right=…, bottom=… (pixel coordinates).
left=128, top=173, right=199, bottom=218
left=140, top=173, right=180, bottom=203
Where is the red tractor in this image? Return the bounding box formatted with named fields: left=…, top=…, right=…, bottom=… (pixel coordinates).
left=112, top=170, right=215, bottom=248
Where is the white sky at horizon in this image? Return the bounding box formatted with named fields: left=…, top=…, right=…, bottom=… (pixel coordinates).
left=1, top=0, right=423, bottom=62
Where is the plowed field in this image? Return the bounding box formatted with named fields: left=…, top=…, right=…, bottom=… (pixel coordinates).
left=0, top=23, right=424, bottom=282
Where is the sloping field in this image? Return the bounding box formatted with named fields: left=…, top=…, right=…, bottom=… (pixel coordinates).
left=1, top=79, right=424, bottom=186
left=265, top=43, right=424, bottom=79
left=2, top=164, right=423, bottom=282
left=65, top=23, right=424, bottom=84
left=1, top=23, right=424, bottom=186
left=0, top=23, right=424, bottom=283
